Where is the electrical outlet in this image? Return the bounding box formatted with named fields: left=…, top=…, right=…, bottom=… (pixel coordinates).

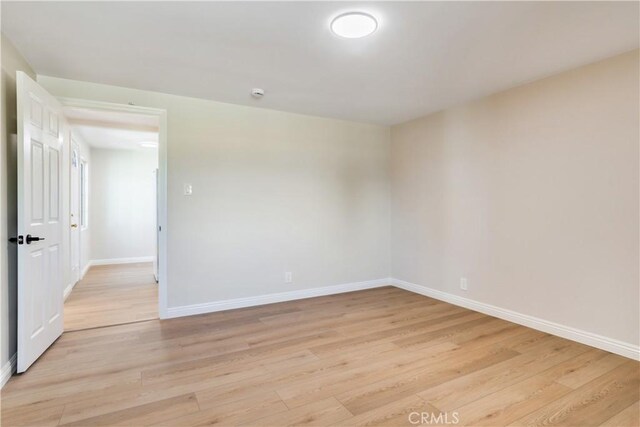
left=285, top=272, right=292, bottom=283
left=460, top=277, right=468, bottom=291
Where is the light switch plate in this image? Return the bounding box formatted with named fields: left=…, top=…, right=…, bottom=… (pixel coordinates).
left=184, top=184, right=193, bottom=195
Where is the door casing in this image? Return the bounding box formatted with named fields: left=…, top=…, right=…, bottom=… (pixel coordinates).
left=57, top=97, right=169, bottom=318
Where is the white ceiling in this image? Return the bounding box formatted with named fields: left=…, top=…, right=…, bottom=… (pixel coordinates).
left=3, top=2, right=638, bottom=125
left=64, top=107, right=159, bottom=151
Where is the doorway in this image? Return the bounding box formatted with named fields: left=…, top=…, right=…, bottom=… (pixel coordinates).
left=61, top=103, right=164, bottom=331
left=14, top=73, right=168, bottom=372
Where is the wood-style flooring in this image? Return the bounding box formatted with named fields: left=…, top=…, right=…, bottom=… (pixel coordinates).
left=3, top=279, right=638, bottom=426
left=64, top=263, right=158, bottom=331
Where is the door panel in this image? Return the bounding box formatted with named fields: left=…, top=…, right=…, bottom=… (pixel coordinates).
left=17, top=72, right=64, bottom=373
left=31, top=140, right=44, bottom=222
left=27, top=249, right=44, bottom=337
left=49, top=148, right=60, bottom=221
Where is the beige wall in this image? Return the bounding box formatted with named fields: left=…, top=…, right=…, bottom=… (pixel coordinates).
left=0, top=34, right=35, bottom=370
left=38, top=75, right=391, bottom=308
left=391, top=50, right=639, bottom=346
left=90, top=148, right=158, bottom=262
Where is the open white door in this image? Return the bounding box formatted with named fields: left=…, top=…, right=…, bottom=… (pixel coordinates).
left=16, top=72, right=64, bottom=373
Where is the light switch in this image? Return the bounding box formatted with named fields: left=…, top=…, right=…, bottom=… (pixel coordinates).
left=184, top=184, right=193, bottom=196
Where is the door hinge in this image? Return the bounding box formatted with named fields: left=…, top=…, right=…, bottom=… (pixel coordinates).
left=9, top=235, right=24, bottom=244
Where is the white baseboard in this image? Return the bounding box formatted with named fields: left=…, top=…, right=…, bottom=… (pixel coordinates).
left=166, top=278, right=390, bottom=318
left=65, top=263, right=93, bottom=300
left=162, top=274, right=638, bottom=361
left=1, top=353, right=16, bottom=389
left=81, top=262, right=91, bottom=279
left=90, top=256, right=154, bottom=266
left=392, top=278, right=640, bottom=361
left=63, top=282, right=76, bottom=301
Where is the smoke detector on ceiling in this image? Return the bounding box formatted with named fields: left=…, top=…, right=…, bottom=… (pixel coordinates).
left=251, top=88, right=265, bottom=98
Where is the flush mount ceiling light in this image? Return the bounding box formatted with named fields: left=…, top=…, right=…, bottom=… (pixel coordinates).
left=330, top=12, right=378, bottom=39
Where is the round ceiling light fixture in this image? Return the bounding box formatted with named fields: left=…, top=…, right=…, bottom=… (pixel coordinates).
left=330, top=12, right=378, bottom=39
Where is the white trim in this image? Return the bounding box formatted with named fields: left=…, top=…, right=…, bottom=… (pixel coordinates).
left=90, top=256, right=154, bottom=266
left=58, top=97, right=162, bottom=116
left=166, top=279, right=390, bottom=318
left=1, top=353, right=16, bottom=389
left=81, top=262, right=91, bottom=279
left=57, top=97, right=168, bottom=320
left=63, top=282, right=76, bottom=301
left=391, top=278, right=640, bottom=361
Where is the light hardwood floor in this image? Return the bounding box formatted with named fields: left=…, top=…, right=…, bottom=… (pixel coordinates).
left=64, top=263, right=158, bottom=331
left=3, top=285, right=638, bottom=426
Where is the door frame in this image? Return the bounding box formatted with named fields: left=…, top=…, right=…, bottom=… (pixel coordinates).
left=58, top=97, right=169, bottom=318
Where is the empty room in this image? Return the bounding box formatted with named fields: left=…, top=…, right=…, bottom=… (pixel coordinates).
left=0, top=2, right=638, bottom=427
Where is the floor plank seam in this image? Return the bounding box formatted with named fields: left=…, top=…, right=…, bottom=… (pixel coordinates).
left=275, top=388, right=296, bottom=411
left=65, top=318, right=159, bottom=334
left=55, top=403, right=67, bottom=426
left=597, top=400, right=638, bottom=426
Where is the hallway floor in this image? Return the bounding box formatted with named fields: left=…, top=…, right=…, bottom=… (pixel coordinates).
left=64, top=262, right=158, bottom=331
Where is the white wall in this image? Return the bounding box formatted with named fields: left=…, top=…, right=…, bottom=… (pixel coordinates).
left=38, top=75, right=392, bottom=309
left=390, top=50, right=639, bottom=347
left=89, top=148, right=158, bottom=262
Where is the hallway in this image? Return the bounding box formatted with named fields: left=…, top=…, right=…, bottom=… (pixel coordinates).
left=64, top=263, right=158, bottom=331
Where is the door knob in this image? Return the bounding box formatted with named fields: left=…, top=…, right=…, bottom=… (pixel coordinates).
left=26, top=235, right=45, bottom=244
left=9, top=235, right=24, bottom=244
left=71, top=224, right=78, bottom=228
